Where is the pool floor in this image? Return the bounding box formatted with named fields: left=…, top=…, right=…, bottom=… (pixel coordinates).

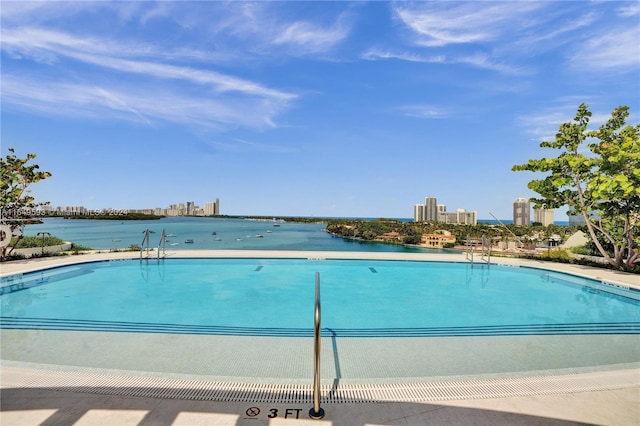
left=2, top=329, right=638, bottom=384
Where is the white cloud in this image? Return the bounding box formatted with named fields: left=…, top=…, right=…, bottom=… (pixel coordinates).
left=361, top=48, right=445, bottom=63
left=516, top=101, right=621, bottom=143
left=1, top=26, right=297, bottom=129
left=569, top=26, right=640, bottom=72
left=617, top=3, right=640, bottom=17
left=394, top=2, right=543, bottom=47
left=362, top=48, right=526, bottom=75
left=2, top=73, right=289, bottom=130
left=273, top=20, right=350, bottom=54
left=397, top=105, right=449, bottom=119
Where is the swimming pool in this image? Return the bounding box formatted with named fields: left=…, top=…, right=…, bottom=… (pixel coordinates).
left=2, top=258, right=639, bottom=336
left=1, top=257, right=639, bottom=383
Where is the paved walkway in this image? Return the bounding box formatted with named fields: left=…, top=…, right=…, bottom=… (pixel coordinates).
left=1, top=251, right=639, bottom=425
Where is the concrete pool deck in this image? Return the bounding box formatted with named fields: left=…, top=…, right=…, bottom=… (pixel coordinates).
left=1, top=250, right=639, bottom=425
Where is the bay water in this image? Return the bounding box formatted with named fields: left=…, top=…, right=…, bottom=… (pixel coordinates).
left=23, top=217, right=438, bottom=253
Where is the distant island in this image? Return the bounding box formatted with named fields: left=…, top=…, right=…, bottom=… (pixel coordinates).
left=324, top=218, right=582, bottom=249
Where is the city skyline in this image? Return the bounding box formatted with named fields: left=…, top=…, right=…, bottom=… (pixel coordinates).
left=38, top=198, right=221, bottom=218
left=2, top=2, right=638, bottom=220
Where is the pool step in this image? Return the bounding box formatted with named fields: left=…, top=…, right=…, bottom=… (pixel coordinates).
left=1, top=317, right=638, bottom=337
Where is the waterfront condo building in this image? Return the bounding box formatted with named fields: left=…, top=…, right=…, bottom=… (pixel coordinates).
left=414, top=196, right=437, bottom=222
left=414, top=196, right=477, bottom=225
left=513, top=198, right=531, bottom=226
left=438, top=208, right=477, bottom=225
left=204, top=199, right=220, bottom=216
left=424, top=197, right=438, bottom=221
left=533, top=208, right=554, bottom=226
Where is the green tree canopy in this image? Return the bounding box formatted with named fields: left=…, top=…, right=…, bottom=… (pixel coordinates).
left=512, top=104, right=639, bottom=271
left=1, top=148, right=52, bottom=259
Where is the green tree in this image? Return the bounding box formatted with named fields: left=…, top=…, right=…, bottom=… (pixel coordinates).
left=1, top=148, right=52, bottom=259
left=512, top=104, right=639, bottom=271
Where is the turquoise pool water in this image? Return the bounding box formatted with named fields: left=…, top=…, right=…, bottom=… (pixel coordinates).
left=2, top=259, right=638, bottom=337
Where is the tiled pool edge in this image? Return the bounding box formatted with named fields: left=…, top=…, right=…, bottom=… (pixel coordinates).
left=2, top=364, right=638, bottom=404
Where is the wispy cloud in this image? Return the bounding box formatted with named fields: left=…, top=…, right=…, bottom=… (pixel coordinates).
left=273, top=19, right=350, bottom=54
left=1, top=25, right=297, bottom=129
left=397, top=104, right=450, bottom=119
left=362, top=48, right=445, bottom=63
left=393, top=2, right=543, bottom=47
left=388, top=2, right=638, bottom=76
left=209, top=138, right=296, bottom=154
left=568, top=26, right=640, bottom=72
left=3, top=27, right=294, bottom=100
left=2, top=72, right=288, bottom=130
left=617, top=3, right=640, bottom=17
left=516, top=100, right=620, bottom=143
left=362, top=48, right=527, bottom=75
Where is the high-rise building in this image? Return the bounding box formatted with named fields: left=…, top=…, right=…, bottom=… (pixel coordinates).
left=204, top=199, right=220, bottom=216
left=413, top=196, right=476, bottom=224
left=533, top=208, right=554, bottom=226
left=456, top=209, right=477, bottom=225
left=425, top=196, right=438, bottom=221
left=513, top=198, right=531, bottom=226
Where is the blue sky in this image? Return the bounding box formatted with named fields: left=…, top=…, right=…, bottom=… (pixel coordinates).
left=2, top=1, right=639, bottom=220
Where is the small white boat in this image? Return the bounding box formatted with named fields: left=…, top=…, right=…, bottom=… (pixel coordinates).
left=256, top=234, right=264, bottom=238
left=185, top=239, right=194, bottom=244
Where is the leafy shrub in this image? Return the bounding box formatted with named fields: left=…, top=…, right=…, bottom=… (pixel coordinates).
left=70, top=243, right=93, bottom=254
left=11, top=235, right=65, bottom=248
left=538, top=249, right=572, bottom=262
left=570, top=245, right=593, bottom=256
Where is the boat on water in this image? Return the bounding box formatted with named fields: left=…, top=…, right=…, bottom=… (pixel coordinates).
left=184, top=239, right=194, bottom=244
left=266, top=230, right=273, bottom=233
left=170, top=242, right=179, bottom=246
left=236, top=238, right=243, bottom=241
left=167, top=233, right=177, bottom=237
left=112, top=239, right=121, bottom=242
left=256, top=234, right=264, bottom=238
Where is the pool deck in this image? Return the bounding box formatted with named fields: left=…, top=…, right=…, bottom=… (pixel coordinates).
left=1, top=250, right=639, bottom=425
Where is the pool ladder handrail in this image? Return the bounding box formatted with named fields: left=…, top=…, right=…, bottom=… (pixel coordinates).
left=466, top=233, right=473, bottom=263
left=480, top=233, right=491, bottom=264
left=309, top=271, right=325, bottom=420
left=466, top=233, right=491, bottom=265
left=157, top=229, right=166, bottom=259
left=140, top=229, right=155, bottom=260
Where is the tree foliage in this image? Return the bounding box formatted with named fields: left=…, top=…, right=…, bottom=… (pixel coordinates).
left=512, top=104, right=639, bottom=271
left=1, top=148, right=52, bottom=259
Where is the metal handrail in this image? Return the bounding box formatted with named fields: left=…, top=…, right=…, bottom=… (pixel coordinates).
left=140, top=229, right=155, bottom=261
left=158, top=229, right=166, bottom=259
left=309, top=272, right=325, bottom=420
left=481, top=233, right=491, bottom=264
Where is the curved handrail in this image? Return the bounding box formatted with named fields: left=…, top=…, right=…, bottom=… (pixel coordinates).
left=309, top=272, right=325, bottom=420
